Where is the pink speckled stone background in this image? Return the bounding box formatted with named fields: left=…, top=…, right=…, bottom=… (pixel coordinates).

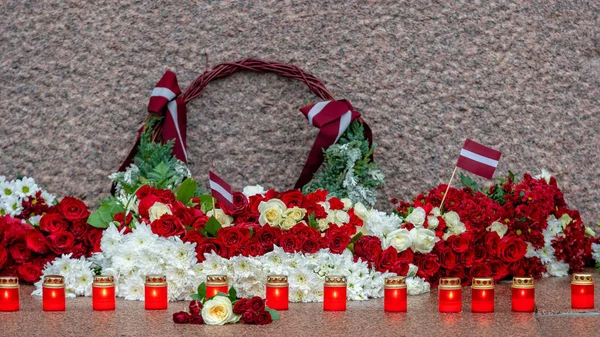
left=1, top=1, right=599, bottom=221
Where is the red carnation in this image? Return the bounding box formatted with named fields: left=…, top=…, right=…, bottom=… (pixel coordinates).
left=47, top=231, right=76, bottom=254
left=39, top=213, right=69, bottom=234
left=25, top=230, right=49, bottom=254
left=304, top=190, right=328, bottom=204
left=233, top=298, right=249, bottom=314
left=217, top=227, right=250, bottom=249
left=57, top=197, right=90, bottom=222
left=281, top=190, right=305, bottom=208
left=328, top=197, right=345, bottom=210
left=150, top=214, right=185, bottom=237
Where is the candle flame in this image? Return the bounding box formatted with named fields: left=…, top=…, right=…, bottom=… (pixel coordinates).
left=481, top=290, right=486, bottom=298
left=153, top=290, right=157, bottom=297
left=333, top=291, right=338, bottom=299
left=102, top=289, right=107, bottom=297
left=3, top=290, right=8, bottom=299
left=275, top=289, right=279, bottom=296
left=521, top=290, right=525, bottom=296
left=448, top=291, right=454, bottom=299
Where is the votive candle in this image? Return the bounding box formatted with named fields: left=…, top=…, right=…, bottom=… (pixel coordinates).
left=145, top=275, right=168, bottom=310
left=384, top=276, right=407, bottom=312
left=0, top=276, right=19, bottom=312
left=266, top=275, right=289, bottom=310
left=42, top=275, right=65, bottom=311
left=512, top=276, right=535, bottom=312
left=471, top=277, right=494, bottom=313
left=323, top=275, right=347, bottom=311
left=438, top=277, right=462, bottom=313
left=206, top=275, right=229, bottom=298
left=571, top=273, right=594, bottom=309
left=92, top=275, right=115, bottom=311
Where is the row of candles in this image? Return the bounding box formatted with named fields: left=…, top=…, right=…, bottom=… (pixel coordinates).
left=0, top=273, right=595, bottom=312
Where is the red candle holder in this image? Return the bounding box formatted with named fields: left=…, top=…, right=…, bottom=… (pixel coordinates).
left=323, top=275, right=347, bottom=311
left=92, top=275, right=115, bottom=311
left=266, top=275, right=289, bottom=310
left=512, top=276, right=535, bottom=312
left=471, top=277, right=494, bottom=313
left=42, top=275, right=65, bottom=311
left=571, top=273, right=594, bottom=309
left=438, top=277, right=462, bottom=313
left=0, top=276, right=19, bottom=312
left=206, top=275, right=229, bottom=298
left=145, top=275, right=168, bottom=310
left=384, top=276, right=407, bottom=312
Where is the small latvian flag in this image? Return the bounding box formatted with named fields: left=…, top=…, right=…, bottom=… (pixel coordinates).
left=209, top=171, right=234, bottom=210
left=456, top=139, right=502, bottom=179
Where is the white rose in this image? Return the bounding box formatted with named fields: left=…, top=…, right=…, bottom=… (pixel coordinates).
left=201, top=296, right=239, bottom=325
left=487, top=221, right=508, bottom=238
left=280, top=217, right=297, bottom=230
left=242, top=185, right=266, bottom=198
left=258, top=199, right=287, bottom=226
left=207, top=209, right=234, bottom=227
left=283, top=207, right=306, bottom=222
left=443, top=211, right=460, bottom=227
left=409, top=227, right=439, bottom=254
left=431, top=207, right=441, bottom=217
left=385, top=228, right=412, bottom=252
left=317, top=218, right=330, bottom=232
left=427, top=216, right=439, bottom=229
left=340, top=198, right=353, bottom=211
left=148, top=202, right=172, bottom=222
left=334, top=210, right=350, bottom=225
left=405, top=207, right=426, bottom=227
left=353, top=202, right=368, bottom=221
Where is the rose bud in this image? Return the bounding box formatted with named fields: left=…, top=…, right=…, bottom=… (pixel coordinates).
left=254, top=310, right=273, bottom=325
left=242, top=310, right=256, bottom=324
left=233, top=298, right=249, bottom=315
left=188, top=314, right=204, bottom=325
left=189, top=300, right=202, bottom=315
left=172, top=311, right=190, bottom=324
left=248, top=296, right=265, bottom=312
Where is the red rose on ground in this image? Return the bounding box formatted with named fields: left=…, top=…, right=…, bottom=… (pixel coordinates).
left=188, top=314, right=204, bottom=325
left=189, top=300, right=202, bottom=315
left=47, top=231, right=76, bottom=254
left=69, top=221, right=89, bottom=240
left=326, top=230, right=351, bottom=254
left=301, top=237, right=321, bottom=254
left=254, top=311, right=273, bottom=325
left=172, top=311, right=190, bottom=324
left=39, top=213, right=69, bottom=234
left=233, top=298, right=249, bottom=314
left=17, top=261, right=43, bottom=283
left=57, top=197, right=90, bottom=222
left=498, top=235, right=527, bottom=263
left=242, top=310, right=256, bottom=324
left=279, top=233, right=301, bottom=253
left=448, top=234, right=469, bottom=253
left=416, top=254, right=440, bottom=278
left=25, top=230, right=49, bottom=254
left=248, top=296, right=266, bottom=312
left=257, top=225, right=282, bottom=248
left=242, top=239, right=267, bottom=257
left=281, top=190, right=305, bottom=208
left=0, top=244, right=9, bottom=269
left=217, top=227, right=250, bottom=249
left=376, top=246, right=398, bottom=272
left=195, top=238, right=228, bottom=261
left=354, top=236, right=383, bottom=263
left=150, top=214, right=185, bottom=237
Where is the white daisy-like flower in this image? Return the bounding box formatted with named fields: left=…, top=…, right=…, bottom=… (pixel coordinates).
left=14, top=177, right=38, bottom=198
left=0, top=180, right=15, bottom=198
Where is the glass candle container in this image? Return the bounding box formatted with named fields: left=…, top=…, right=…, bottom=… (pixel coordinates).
left=511, top=276, right=535, bottom=312
left=42, top=275, right=66, bottom=311
left=266, top=275, right=289, bottom=310
left=92, top=275, right=115, bottom=311
left=384, top=276, right=407, bottom=312
left=323, top=275, right=347, bottom=311
left=471, top=277, right=494, bottom=313
left=571, top=273, right=594, bottom=309
left=206, top=275, right=229, bottom=298
left=438, top=277, right=462, bottom=313
left=145, top=275, right=168, bottom=310
left=0, top=276, right=19, bottom=312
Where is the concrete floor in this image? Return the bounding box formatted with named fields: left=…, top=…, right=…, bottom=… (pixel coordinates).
left=2, top=270, right=599, bottom=337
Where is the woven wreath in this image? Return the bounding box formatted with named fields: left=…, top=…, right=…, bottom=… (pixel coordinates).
left=116, top=59, right=383, bottom=206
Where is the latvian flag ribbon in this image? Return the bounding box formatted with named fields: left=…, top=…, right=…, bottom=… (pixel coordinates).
left=209, top=171, right=234, bottom=210
left=456, top=139, right=502, bottom=179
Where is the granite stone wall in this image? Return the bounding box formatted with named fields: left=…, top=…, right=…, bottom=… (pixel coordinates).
left=1, top=0, right=599, bottom=222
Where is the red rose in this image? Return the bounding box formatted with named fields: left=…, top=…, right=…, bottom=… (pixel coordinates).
left=224, top=192, right=249, bottom=217
left=172, top=203, right=205, bottom=227
left=280, top=190, right=305, bottom=208
left=172, top=311, right=190, bottom=324
left=0, top=244, right=8, bottom=269
left=326, top=231, right=351, bottom=254
left=233, top=298, right=249, bottom=314
left=195, top=238, right=228, bottom=261
left=489, top=259, right=508, bottom=281
left=57, top=197, right=90, bottom=222
left=459, top=248, right=475, bottom=267
left=39, top=213, right=69, bottom=234
left=242, top=239, right=266, bottom=257
left=484, top=232, right=501, bottom=257
left=135, top=185, right=154, bottom=199
left=150, top=214, right=185, bottom=237
left=447, top=234, right=469, bottom=253
left=9, top=242, right=32, bottom=263
left=154, top=189, right=176, bottom=204
left=137, top=196, right=161, bottom=219
left=69, top=243, right=87, bottom=259
left=234, top=211, right=259, bottom=225
left=347, top=209, right=364, bottom=228
left=242, top=310, right=257, bottom=324
left=279, top=233, right=301, bottom=253
left=249, top=195, right=266, bottom=215
left=416, top=254, right=440, bottom=279
left=188, top=314, right=204, bottom=325
left=289, top=223, right=320, bottom=240
left=25, top=230, right=49, bottom=254
left=437, top=247, right=456, bottom=270
left=254, top=311, right=273, bottom=325
left=304, top=190, right=328, bottom=204
left=189, top=300, right=202, bottom=315
left=182, top=230, right=205, bottom=245
left=69, top=221, right=90, bottom=240
left=248, top=296, right=265, bottom=312
left=227, top=248, right=244, bottom=258
left=376, top=246, right=398, bottom=272
left=217, top=227, right=250, bottom=249
left=396, top=248, right=415, bottom=265
left=257, top=225, right=282, bottom=248
left=470, top=262, right=492, bottom=278
left=498, top=235, right=527, bottom=263
left=354, top=236, right=383, bottom=263
left=328, top=197, right=345, bottom=210
left=17, top=261, right=43, bottom=283
left=236, top=222, right=261, bottom=234
left=47, top=231, right=75, bottom=254
left=390, top=261, right=409, bottom=276
left=301, top=237, right=321, bottom=254
left=473, top=245, right=487, bottom=263
left=85, top=228, right=104, bottom=253
left=191, top=216, right=209, bottom=231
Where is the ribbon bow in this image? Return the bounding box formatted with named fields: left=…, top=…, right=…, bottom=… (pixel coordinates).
left=295, top=99, right=373, bottom=189
left=118, top=71, right=188, bottom=172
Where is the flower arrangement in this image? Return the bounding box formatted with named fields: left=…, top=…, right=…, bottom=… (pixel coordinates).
left=173, top=283, right=279, bottom=326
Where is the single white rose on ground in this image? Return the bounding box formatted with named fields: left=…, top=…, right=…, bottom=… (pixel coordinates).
left=409, top=227, right=439, bottom=254
left=405, top=207, right=426, bottom=227
left=201, top=296, right=240, bottom=325
left=385, top=228, right=412, bottom=252
left=486, top=221, right=508, bottom=238
left=208, top=209, right=234, bottom=227
left=258, top=199, right=287, bottom=226
left=148, top=202, right=172, bottom=222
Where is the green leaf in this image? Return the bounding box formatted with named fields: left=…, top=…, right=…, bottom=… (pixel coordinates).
left=198, top=195, right=215, bottom=213
left=228, top=287, right=237, bottom=302
left=176, top=178, right=197, bottom=203
left=459, top=172, right=481, bottom=192
left=87, top=198, right=125, bottom=228
left=350, top=232, right=363, bottom=244
left=197, top=282, right=206, bottom=301
left=346, top=242, right=354, bottom=253
left=308, top=213, right=319, bottom=229
left=204, top=216, right=222, bottom=237
left=266, top=307, right=281, bottom=321
left=190, top=294, right=203, bottom=301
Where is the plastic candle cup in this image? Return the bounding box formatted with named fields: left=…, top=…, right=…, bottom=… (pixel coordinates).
left=323, top=275, right=347, bottom=311
left=145, top=275, right=168, bottom=310
left=511, top=276, right=535, bottom=312
left=384, top=276, right=407, bottom=312
left=206, top=275, right=229, bottom=298
left=42, top=275, right=66, bottom=311
left=0, top=276, right=19, bottom=312
left=266, top=275, right=289, bottom=310
left=471, top=277, right=494, bottom=313
left=438, top=277, right=462, bottom=313
left=92, top=275, right=115, bottom=311
left=571, top=273, right=594, bottom=309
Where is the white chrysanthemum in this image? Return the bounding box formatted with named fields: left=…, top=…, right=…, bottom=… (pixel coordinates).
left=100, top=224, right=125, bottom=256
left=592, top=243, right=600, bottom=264
left=544, top=261, right=570, bottom=277
left=539, top=245, right=556, bottom=264
left=242, top=185, right=266, bottom=197
left=363, top=209, right=402, bottom=238
left=41, top=190, right=56, bottom=205
left=535, top=169, right=553, bottom=184
left=4, top=195, right=22, bottom=217
left=406, top=277, right=430, bottom=295
left=14, top=177, right=38, bottom=198
left=28, top=215, right=42, bottom=226
left=525, top=242, right=540, bottom=259
left=119, top=275, right=146, bottom=301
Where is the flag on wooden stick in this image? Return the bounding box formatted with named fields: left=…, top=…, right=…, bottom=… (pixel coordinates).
left=209, top=171, right=234, bottom=210
left=456, top=139, right=502, bottom=179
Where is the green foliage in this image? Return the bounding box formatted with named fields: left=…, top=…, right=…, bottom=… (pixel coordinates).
left=459, top=172, right=481, bottom=192
left=302, top=121, right=384, bottom=207
left=266, top=307, right=281, bottom=320
left=87, top=197, right=125, bottom=228
left=176, top=178, right=197, bottom=204
left=203, top=216, right=222, bottom=238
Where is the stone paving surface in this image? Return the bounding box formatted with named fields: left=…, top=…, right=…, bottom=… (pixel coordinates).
left=2, top=270, right=599, bottom=337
